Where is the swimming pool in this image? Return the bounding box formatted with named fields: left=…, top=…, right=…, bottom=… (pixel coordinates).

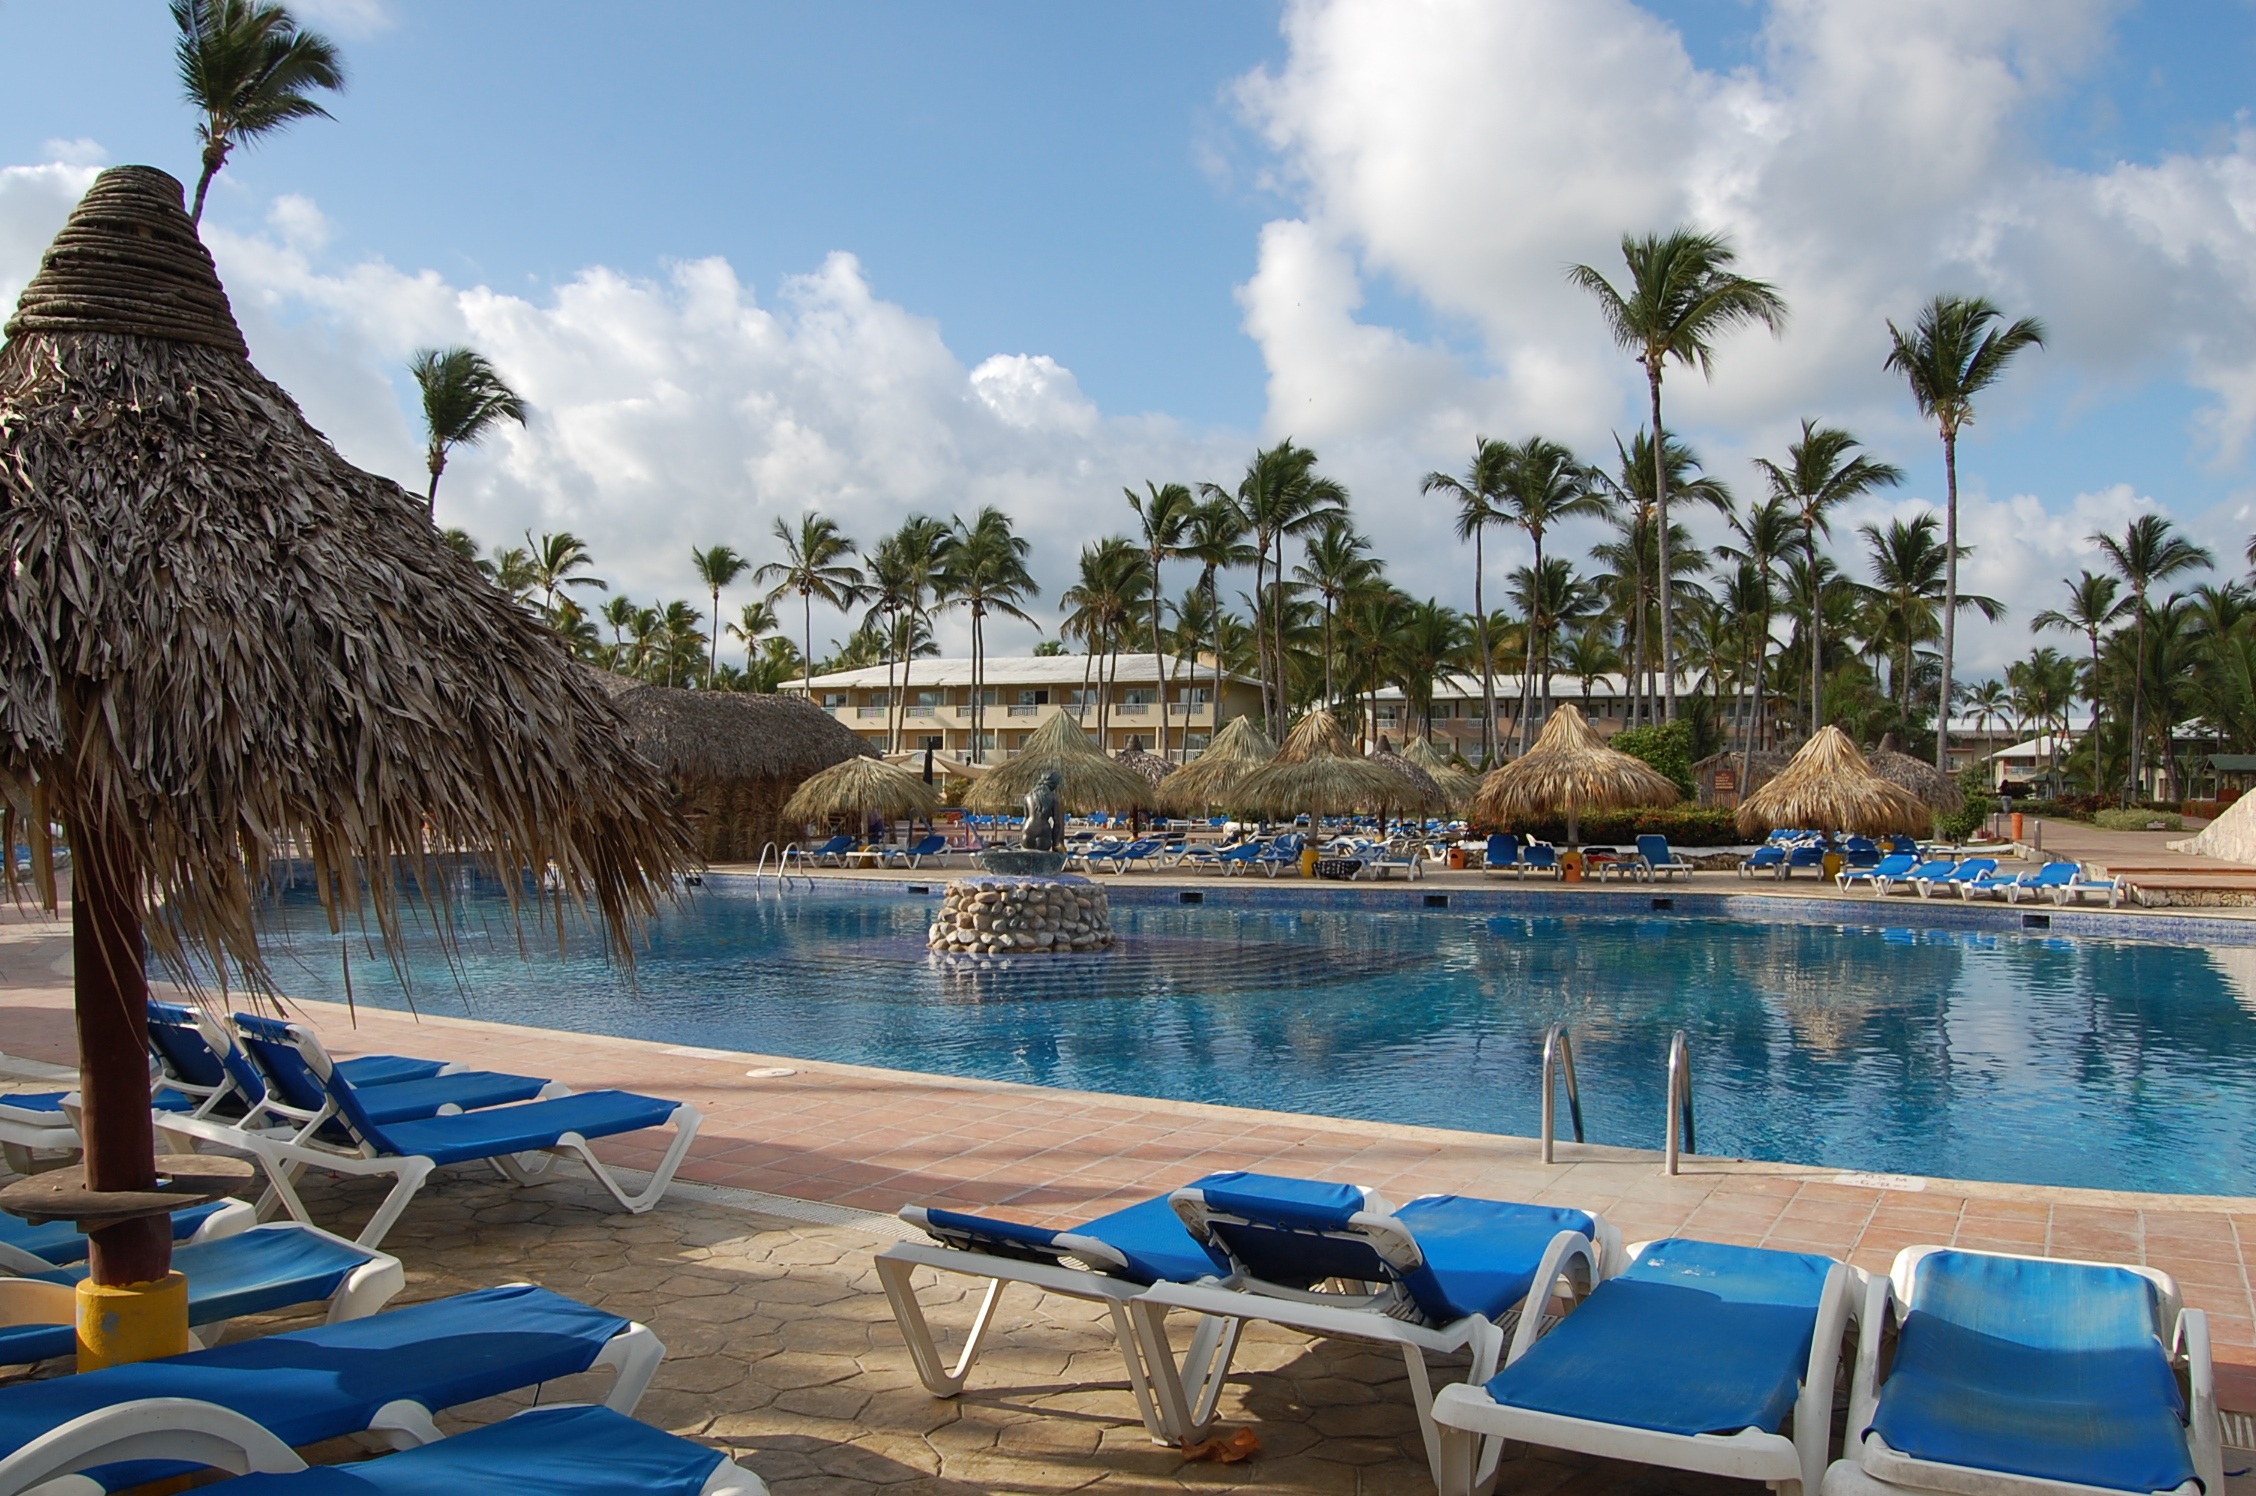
left=246, top=876, right=2256, bottom=1196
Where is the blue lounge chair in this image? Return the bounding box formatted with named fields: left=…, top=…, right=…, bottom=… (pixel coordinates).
left=1883, top=858, right=1957, bottom=897
left=213, top=1011, right=565, bottom=1144
left=1636, top=834, right=1695, bottom=882
left=882, top=834, right=950, bottom=869
left=0, top=1284, right=666, bottom=1494
left=1092, top=838, right=1164, bottom=873
left=167, top=1021, right=700, bottom=1249
left=1521, top=842, right=1561, bottom=879
left=1482, top=835, right=1520, bottom=876
left=34, top=1403, right=770, bottom=1496
left=1840, top=852, right=1916, bottom=892
left=1958, top=863, right=2042, bottom=901
left=1832, top=1246, right=2222, bottom=1496
left=0, top=1198, right=252, bottom=1275
left=1783, top=843, right=1829, bottom=877
left=1431, top=1238, right=1858, bottom=1496
left=1136, top=1172, right=1619, bottom=1481
left=877, top=1185, right=1235, bottom=1441
left=1839, top=837, right=1882, bottom=871
left=1913, top=856, right=1992, bottom=899
left=1254, top=834, right=1305, bottom=877
left=2054, top=867, right=2126, bottom=908
left=803, top=833, right=855, bottom=867
left=1739, top=844, right=1789, bottom=877
left=0, top=1223, right=403, bottom=1368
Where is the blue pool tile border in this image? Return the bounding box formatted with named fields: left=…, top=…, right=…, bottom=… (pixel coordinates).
left=721, top=872, right=2256, bottom=947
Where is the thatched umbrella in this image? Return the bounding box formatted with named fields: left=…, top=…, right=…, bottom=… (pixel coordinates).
left=1368, top=736, right=1449, bottom=816
left=0, top=168, right=694, bottom=1312
left=1867, top=733, right=1966, bottom=814
left=963, top=711, right=1154, bottom=814
left=1158, top=715, right=1275, bottom=815
left=884, top=749, right=988, bottom=781
left=782, top=755, right=940, bottom=834
left=1735, top=727, right=1933, bottom=837
left=1404, top=734, right=1483, bottom=810
left=1234, top=711, right=1406, bottom=822
left=1474, top=703, right=1679, bottom=845
left=1115, top=736, right=1177, bottom=788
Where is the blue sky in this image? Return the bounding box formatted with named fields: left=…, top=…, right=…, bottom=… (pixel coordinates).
left=4, top=1, right=2256, bottom=674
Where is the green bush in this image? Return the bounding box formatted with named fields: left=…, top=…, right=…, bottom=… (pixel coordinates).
left=1609, top=722, right=1696, bottom=797
left=1477, top=804, right=1742, bottom=848
left=2092, top=807, right=2184, bottom=832
left=1936, top=791, right=1998, bottom=844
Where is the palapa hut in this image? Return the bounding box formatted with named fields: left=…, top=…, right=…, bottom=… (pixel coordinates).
left=1116, top=736, right=1177, bottom=789
left=0, top=167, right=695, bottom=1302
left=1691, top=748, right=1793, bottom=809
left=1474, top=703, right=1679, bottom=845
left=1233, top=710, right=1405, bottom=821
left=1735, top=726, right=1932, bottom=838
left=1404, top=734, right=1483, bottom=811
left=1866, top=733, right=1966, bottom=815
left=781, top=755, right=940, bottom=835
left=963, top=710, right=1154, bottom=815
left=599, top=677, right=872, bottom=861
left=1367, top=735, right=1449, bottom=815
left=1158, top=715, right=1275, bottom=815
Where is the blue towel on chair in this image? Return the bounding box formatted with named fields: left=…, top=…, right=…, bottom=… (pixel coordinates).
left=217, top=1404, right=728, bottom=1495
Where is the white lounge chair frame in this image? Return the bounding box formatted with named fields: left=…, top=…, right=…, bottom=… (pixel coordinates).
left=1432, top=1240, right=1863, bottom=1496
left=1823, top=1245, right=2221, bottom=1496
left=873, top=1211, right=1240, bottom=1444
left=0, top=1198, right=256, bottom=1277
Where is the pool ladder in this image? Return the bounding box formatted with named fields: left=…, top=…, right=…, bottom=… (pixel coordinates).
left=751, top=841, right=814, bottom=892
left=1537, top=1024, right=1697, bottom=1175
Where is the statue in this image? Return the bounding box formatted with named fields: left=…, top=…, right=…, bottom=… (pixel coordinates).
left=1023, top=770, right=1065, bottom=852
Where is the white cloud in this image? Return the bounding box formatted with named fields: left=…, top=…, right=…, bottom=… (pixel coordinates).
left=288, top=0, right=395, bottom=39
left=0, top=162, right=99, bottom=317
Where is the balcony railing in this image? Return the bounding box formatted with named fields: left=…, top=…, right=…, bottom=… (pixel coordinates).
left=855, top=706, right=886, bottom=719
left=1006, top=705, right=1042, bottom=717
left=1114, top=703, right=1151, bottom=717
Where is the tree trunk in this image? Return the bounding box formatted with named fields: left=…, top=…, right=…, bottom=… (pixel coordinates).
left=1743, top=604, right=1769, bottom=792
left=2129, top=601, right=2148, bottom=803
left=71, top=820, right=170, bottom=1288
left=2086, top=632, right=2103, bottom=795
left=1650, top=368, right=1675, bottom=722
left=1205, top=572, right=1222, bottom=755
left=802, top=593, right=814, bottom=700
left=1935, top=425, right=1960, bottom=768
left=188, top=141, right=227, bottom=226
left=1806, top=534, right=1824, bottom=732
left=1474, top=528, right=1493, bottom=765
left=1151, top=558, right=1170, bottom=762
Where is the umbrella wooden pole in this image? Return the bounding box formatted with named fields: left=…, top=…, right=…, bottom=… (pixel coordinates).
left=70, top=822, right=172, bottom=1290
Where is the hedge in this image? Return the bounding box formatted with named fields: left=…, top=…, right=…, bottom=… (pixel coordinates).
left=2091, top=807, right=2185, bottom=832
left=1474, top=804, right=1742, bottom=847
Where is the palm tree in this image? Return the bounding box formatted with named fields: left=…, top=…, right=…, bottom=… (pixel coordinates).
left=1569, top=229, right=1787, bottom=722
left=726, top=599, right=778, bottom=655
left=755, top=513, right=866, bottom=700
left=1589, top=429, right=1731, bottom=727
left=1495, top=438, right=1602, bottom=752
left=1716, top=495, right=1799, bottom=780
left=438, top=526, right=480, bottom=564
left=1202, top=441, right=1347, bottom=734
left=2092, top=515, right=2212, bottom=799
left=1421, top=438, right=1514, bottom=762
left=1291, top=517, right=1381, bottom=715
left=1341, top=587, right=1414, bottom=744
left=1752, top=420, right=1904, bottom=732
left=598, top=594, right=639, bottom=655
left=523, top=531, right=605, bottom=625
left=2032, top=571, right=2130, bottom=791
left=1126, top=482, right=1197, bottom=761
left=935, top=507, right=1038, bottom=762
left=172, top=0, right=345, bottom=224
left=1884, top=295, right=2048, bottom=766
left=1394, top=601, right=1472, bottom=744
left=1508, top=557, right=1598, bottom=725
left=1179, top=497, right=1256, bottom=759
left=656, top=601, right=706, bottom=689
left=1059, top=536, right=1146, bottom=741
left=690, top=544, right=750, bottom=683
left=1861, top=513, right=2003, bottom=733
left=409, top=347, right=529, bottom=517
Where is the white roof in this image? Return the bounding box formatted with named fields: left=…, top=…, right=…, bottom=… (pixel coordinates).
left=798, top=653, right=1253, bottom=691
left=1368, top=671, right=1701, bottom=702
left=1990, top=734, right=2075, bottom=760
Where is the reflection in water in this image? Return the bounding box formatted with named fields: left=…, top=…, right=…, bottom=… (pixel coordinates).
left=242, top=880, right=2256, bottom=1195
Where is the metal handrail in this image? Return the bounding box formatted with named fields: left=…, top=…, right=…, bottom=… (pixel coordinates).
left=1540, top=1023, right=1584, bottom=1163
left=1664, top=1029, right=1696, bottom=1174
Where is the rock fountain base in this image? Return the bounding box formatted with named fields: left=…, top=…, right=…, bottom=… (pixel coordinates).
left=928, top=875, right=1113, bottom=955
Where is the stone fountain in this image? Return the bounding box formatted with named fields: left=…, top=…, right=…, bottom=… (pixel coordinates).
left=929, top=769, right=1115, bottom=954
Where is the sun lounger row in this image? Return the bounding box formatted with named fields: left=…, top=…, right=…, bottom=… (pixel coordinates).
left=1839, top=855, right=2123, bottom=905
left=880, top=1170, right=2222, bottom=1496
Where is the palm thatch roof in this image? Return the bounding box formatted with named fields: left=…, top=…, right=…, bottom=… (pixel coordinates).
left=601, top=677, right=873, bottom=783
left=1474, top=703, right=1679, bottom=843
left=1115, top=736, right=1177, bottom=787
left=782, top=755, right=940, bottom=824
left=1234, top=711, right=1406, bottom=818
left=1157, top=715, right=1276, bottom=814
left=1735, top=727, right=1933, bottom=836
left=1403, top=734, right=1483, bottom=810
left=963, top=711, right=1155, bottom=813
left=1866, top=733, right=1966, bottom=813
left=0, top=166, right=695, bottom=984
left=884, top=748, right=988, bottom=781
left=1690, top=748, right=1795, bottom=798
left=1367, top=737, right=1449, bottom=813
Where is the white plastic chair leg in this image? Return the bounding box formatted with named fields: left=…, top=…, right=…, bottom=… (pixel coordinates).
left=873, top=1255, right=1006, bottom=1397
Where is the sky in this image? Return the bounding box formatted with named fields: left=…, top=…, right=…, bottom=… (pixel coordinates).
left=4, top=0, right=2256, bottom=677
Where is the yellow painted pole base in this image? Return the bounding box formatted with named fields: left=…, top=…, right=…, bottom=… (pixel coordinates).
left=76, top=1271, right=190, bottom=1371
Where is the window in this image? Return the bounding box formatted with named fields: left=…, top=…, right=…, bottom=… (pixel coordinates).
left=1016, top=689, right=1049, bottom=706
left=1182, top=731, right=1211, bottom=752
left=1120, top=688, right=1155, bottom=706
left=864, top=691, right=889, bottom=707
left=914, top=689, right=944, bottom=707
left=1178, top=686, right=1212, bottom=704
left=820, top=692, right=847, bottom=709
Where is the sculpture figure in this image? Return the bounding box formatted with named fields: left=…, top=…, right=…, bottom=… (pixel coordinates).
left=1023, top=769, right=1065, bottom=852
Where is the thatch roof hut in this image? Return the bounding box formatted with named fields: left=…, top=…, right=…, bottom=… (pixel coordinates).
left=603, top=679, right=873, bottom=860
left=0, top=166, right=696, bottom=1287
left=963, top=711, right=1154, bottom=814
left=1403, top=735, right=1483, bottom=810
left=1234, top=711, right=1406, bottom=819
left=1474, top=703, right=1679, bottom=844
left=885, top=749, right=988, bottom=781
left=1116, top=736, right=1177, bottom=788
left=1867, top=733, right=1966, bottom=814
left=781, top=755, right=939, bottom=828
left=1367, top=737, right=1449, bottom=814
left=1158, top=716, right=1275, bottom=815
left=1690, top=748, right=1793, bottom=809
left=1735, top=727, right=1933, bottom=837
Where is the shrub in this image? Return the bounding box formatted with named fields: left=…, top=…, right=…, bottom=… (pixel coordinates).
left=2183, top=799, right=2226, bottom=821
left=1610, top=722, right=1696, bottom=797
left=1936, top=791, right=1998, bottom=844
left=2091, top=807, right=2184, bottom=832
left=1476, top=804, right=1741, bottom=848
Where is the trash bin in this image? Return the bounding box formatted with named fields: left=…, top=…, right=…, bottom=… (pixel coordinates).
left=1561, top=850, right=1584, bottom=883
left=1448, top=845, right=1466, bottom=870
left=1822, top=851, right=1844, bottom=880
left=2011, top=812, right=2025, bottom=841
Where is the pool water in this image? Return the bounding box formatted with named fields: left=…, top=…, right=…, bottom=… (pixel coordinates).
left=246, top=879, right=2256, bottom=1196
